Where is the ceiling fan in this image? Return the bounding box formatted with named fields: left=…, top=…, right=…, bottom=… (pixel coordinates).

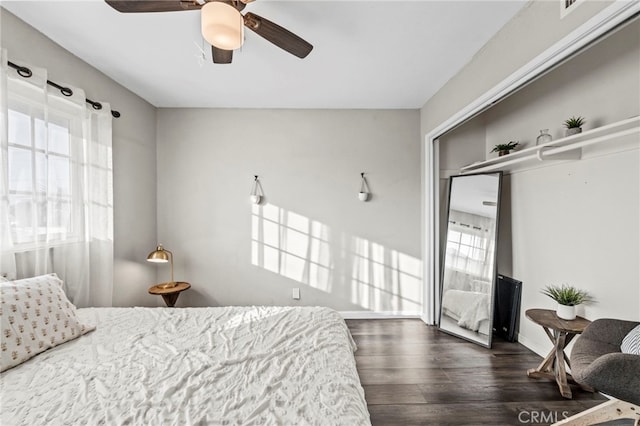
left=105, top=0, right=313, bottom=64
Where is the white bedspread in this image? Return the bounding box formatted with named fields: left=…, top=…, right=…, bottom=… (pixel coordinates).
left=441, top=289, right=490, bottom=332
left=0, top=306, right=370, bottom=426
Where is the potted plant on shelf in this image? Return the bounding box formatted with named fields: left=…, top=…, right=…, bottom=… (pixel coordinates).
left=541, top=284, right=592, bottom=320
left=491, top=141, right=519, bottom=157
left=563, top=116, right=586, bottom=136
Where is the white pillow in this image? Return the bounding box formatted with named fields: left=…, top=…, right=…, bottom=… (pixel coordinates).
left=0, top=273, right=95, bottom=372
left=621, top=324, right=640, bottom=355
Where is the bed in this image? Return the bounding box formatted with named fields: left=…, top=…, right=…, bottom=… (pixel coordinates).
left=0, top=275, right=370, bottom=425
left=441, top=288, right=491, bottom=335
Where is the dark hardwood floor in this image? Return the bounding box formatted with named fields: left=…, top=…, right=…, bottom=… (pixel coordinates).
left=346, top=319, right=606, bottom=426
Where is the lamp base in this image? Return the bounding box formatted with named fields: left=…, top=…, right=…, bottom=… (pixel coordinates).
left=156, top=281, right=177, bottom=289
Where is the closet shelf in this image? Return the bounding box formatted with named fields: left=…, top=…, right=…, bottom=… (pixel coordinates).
left=460, top=116, right=640, bottom=175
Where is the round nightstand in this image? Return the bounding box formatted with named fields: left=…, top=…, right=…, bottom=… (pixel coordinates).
left=525, top=308, right=592, bottom=399
left=148, top=281, right=191, bottom=307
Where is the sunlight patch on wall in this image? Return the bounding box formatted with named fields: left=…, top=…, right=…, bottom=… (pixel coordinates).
left=351, top=237, right=422, bottom=312
left=251, top=204, right=333, bottom=292
left=251, top=203, right=422, bottom=312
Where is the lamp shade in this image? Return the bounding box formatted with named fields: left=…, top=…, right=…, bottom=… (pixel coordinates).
left=201, top=2, right=244, bottom=50
left=147, top=244, right=175, bottom=288
left=147, top=245, right=169, bottom=263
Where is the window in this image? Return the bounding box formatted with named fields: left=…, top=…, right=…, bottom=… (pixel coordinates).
left=7, top=96, right=82, bottom=246
left=445, top=225, right=493, bottom=280
left=1, top=59, right=114, bottom=307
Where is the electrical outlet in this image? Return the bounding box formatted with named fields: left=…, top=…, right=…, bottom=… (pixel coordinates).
left=292, top=288, right=300, bottom=300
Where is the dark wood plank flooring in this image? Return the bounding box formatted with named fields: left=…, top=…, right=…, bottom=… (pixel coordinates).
left=346, top=319, right=606, bottom=426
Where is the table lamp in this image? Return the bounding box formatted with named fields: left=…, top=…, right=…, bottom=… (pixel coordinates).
left=147, top=244, right=175, bottom=289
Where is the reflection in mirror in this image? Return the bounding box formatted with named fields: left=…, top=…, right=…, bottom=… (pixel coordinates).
left=439, top=172, right=502, bottom=347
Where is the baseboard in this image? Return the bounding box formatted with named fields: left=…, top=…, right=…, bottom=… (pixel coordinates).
left=339, top=310, right=422, bottom=319
left=517, top=333, right=549, bottom=358
left=421, top=314, right=436, bottom=326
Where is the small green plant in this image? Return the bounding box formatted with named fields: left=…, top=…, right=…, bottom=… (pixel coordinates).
left=563, top=116, right=585, bottom=129
left=541, top=284, right=592, bottom=306
left=491, top=141, right=519, bottom=153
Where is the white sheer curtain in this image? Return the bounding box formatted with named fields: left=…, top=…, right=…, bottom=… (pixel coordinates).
left=0, top=49, right=113, bottom=307
left=445, top=209, right=496, bottom=282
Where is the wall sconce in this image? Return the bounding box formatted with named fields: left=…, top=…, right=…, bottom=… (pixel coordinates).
left=147, top=244, right=175, bottom=289
left=358, top=172, right=370, bottom=202
left=250, top=175, right=263, bottom=204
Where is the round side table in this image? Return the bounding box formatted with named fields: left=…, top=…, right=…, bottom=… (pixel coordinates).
left=525, top=308, right=592, bottom=399
left=148, top=281, right=191, bottom=307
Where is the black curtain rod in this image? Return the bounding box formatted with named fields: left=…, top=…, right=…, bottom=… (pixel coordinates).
left=7, top=61, right=121, bottom=118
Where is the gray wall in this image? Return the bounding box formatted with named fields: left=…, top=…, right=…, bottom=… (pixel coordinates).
left=156, top=109, right=422, bottom=313
left=420, top=0, right=613, bottom=138
left=430, top=11, right=639, bottom=355
left=483, top=20, right=640, bottom=153
left=1, top=8, right=159, bottom=306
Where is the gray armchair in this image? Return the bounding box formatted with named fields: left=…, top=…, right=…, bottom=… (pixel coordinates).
left=554, top=318, right=640, bottom=425
left=571, top=318, right=640, bottom=404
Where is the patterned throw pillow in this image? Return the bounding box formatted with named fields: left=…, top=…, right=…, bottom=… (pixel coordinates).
left=0, top=273, right=95, bottom=372
left=621, top=324, right=640, bottom=355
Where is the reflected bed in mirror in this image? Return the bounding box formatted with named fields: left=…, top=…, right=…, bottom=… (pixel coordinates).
left=439, top=172, right=502, bottom=347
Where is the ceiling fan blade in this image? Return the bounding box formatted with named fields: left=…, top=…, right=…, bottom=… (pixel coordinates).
left=105, top=1, right=202, bottom=13
left=212, top=46, right=233, bottom=64
left=243, top=12, right=313, bottom=59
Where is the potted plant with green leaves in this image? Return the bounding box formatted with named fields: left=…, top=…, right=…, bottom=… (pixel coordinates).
left=541, top=284, right=592, bottom=320
left=563, top=116, right=585, bottom=137
left=491, top=141, right=519, bottom=157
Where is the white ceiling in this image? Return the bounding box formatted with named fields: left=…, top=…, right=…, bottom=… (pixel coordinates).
left=2, top=0, right=526, bottom=109
left=450, top=173, right=501, bottom=218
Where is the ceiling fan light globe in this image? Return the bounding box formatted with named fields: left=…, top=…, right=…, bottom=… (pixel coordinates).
left=201, top=2, right=244, bottom=50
